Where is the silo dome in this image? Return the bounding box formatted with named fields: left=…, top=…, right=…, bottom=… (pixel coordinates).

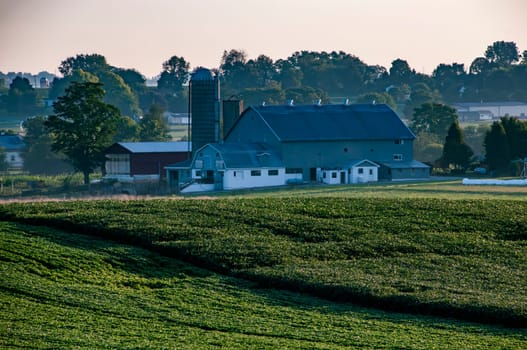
left=191, top=67, right=214, bottom=81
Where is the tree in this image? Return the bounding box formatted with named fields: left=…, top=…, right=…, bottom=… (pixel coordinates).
left=22, top=116, right=72, bottom=175
left=484, top=41, right=519, bottom=66
left=499, top=116, right=527, bottom=160
left=220, top=49, right=251, bottom=92
left=139, top=104, right=171, bottom=141
left=157, top=55, right=190, bottom=96
left=6, top=76, right=38, bottom=115
left=389, top=59, right=414, bottom=84
left=58, top=54, right=108, bottom=76
left=53, top=54, right=142, bottom=117
left=432, top=63, right=466, bottom=101
left=441, top=121, right=473, bottom=171
left=355, top=92, right=396, bottom=110
left=404, top=84, right=442, bottom=120
left=98, top=70, right=140, bottom=117
left=484, top=122, right=510, bottom=173
left=411, top=102, right=458, bottom=139
left=46, top=81, right=121, bottom=184
left=469, top=57, right=491, bottom=75
left=114, top=116, right=140, bottom=142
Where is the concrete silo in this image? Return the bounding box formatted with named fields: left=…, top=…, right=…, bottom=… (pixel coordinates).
left=189, top=67, right=220, bottom=154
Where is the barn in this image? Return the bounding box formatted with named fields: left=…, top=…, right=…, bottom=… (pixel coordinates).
left=105, top=142, right=190, bottom=182
left=166, top=103, right=429, bottom=192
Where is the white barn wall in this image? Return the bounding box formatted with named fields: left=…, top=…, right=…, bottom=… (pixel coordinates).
left=223, top=168, right=285, bottom=190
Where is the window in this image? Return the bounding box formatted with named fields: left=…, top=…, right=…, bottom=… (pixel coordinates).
left=233, top=171, right=237, bottom=177
left=358, top=168, right=364, bottom=174
left=268, top=169, right=279, bottom=176
left=323, top=172, right=327, bottom=179
left=369, top=169, right=373, bottom=175
left=215, top=160, right=224, bottom=169
left=395, top=139, right=404, bottom=145
left=195, top=160, right=203, bottom=168
left=331, top=172, right=337, bottom=178
left=393, top=154, right=403, bottom=161
left=344, top=147, right=348, bottom=153
left=251, top=170, right=261, bottom=176
left=195, top=170, right=202, bottom=177
left=105, top=154, right=130, bottom=175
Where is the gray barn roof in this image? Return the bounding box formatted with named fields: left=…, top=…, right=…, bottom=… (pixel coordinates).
left=238, top=103, right=414, bottom=142
left=110, top=142, right=191, bottom=154
left=204, top=143, right=283, bottom=169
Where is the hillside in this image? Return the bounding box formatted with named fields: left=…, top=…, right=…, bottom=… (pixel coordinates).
left=1, top=221, right=526, bottom=349
left=1, top=195, right=527, bottom=327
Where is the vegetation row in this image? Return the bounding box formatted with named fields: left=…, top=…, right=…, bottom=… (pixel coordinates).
left=1, top=197, right=526, bottom=327
left=3, top=221, right=526, bottom=348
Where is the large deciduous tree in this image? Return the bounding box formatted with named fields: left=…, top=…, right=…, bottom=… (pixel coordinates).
left=52, top=54, right=142, bottom=117
left=484, top=41, right=520, bottom=66
left=157, top=55, right=190, bottom=96
left=441, top=121, right=473, bottom=171
left=46, top=81, right=121, bottom=184
left=411, top=102, right=458, bottom=139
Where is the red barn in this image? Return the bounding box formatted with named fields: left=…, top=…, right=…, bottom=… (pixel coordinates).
left=105, top=142, right=191, bottom=181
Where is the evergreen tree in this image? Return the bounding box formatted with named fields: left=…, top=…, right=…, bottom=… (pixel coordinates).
left=484, top=122, right=511, bottom=173
left=441, top=121, right=473, bottom=171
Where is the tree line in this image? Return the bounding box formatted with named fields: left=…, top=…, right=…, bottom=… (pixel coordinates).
left=0, top=40, right=526, bottom=181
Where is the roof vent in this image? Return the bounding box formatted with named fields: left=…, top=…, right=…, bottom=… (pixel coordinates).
left=287, top=99, right=294, bottom=106
left=343, top=98, right=350, bottom=105
left=315, top=99, right=322, bottom=106
left=261, top=101, right=266, bottom=106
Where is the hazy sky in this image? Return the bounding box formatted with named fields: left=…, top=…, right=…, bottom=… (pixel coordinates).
left=1, top=0, right=526, bottom=78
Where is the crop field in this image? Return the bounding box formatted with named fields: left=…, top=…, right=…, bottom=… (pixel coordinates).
left=1, top=221, right=526, bottom=349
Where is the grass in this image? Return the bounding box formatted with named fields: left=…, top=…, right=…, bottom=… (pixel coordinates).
left=1, top=221, right=526, bottom=349
left=1, top=195, right=527, bottom=327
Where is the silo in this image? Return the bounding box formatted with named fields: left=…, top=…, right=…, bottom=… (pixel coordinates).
left=222, top=97, right=243, bottom=140
left=190, top=67, right=220, bottom=153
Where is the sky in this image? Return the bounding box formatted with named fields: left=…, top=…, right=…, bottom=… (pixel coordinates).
left=1, top=0, right=526, bottom=78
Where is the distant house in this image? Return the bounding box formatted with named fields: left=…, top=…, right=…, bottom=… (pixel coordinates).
left=0, top=134, right=25, bottom=169
left=105, top=142, right=190, bottom=183
left=166, top=103, right=429, bottom=192
left=453, top=102, right=527, bottom=120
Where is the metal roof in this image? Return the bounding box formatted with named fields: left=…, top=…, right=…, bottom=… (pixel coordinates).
left=245, top=103, right=415, bottom=142
left=115, top=142, right=191, bottom=153
left=205, top=143, right=283, bottom=169
left=380, top=160, right=430, bottom=169
left=453, top=101, right=527, bottom=107
left=0, top=135, right=25, bottom=150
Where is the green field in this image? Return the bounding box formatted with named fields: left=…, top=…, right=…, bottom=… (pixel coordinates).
left=1, top=182, right=527, bottom=348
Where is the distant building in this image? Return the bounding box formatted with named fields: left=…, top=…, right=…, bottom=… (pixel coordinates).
left=39, top=77, right=49, bottom=88
left=104, top=142, right=190, bottom=187
left=0, top=134, right=25, bottom=169
left=453, top=102, right=527, bottom=120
